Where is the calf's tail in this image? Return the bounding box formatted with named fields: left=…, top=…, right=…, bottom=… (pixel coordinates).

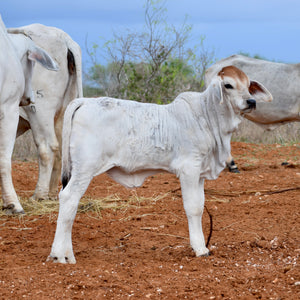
left=61, top=98, right=85, bottom=189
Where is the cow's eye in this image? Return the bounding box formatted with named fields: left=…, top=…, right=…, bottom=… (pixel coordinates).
left=224, top=84, right=234, bottom=89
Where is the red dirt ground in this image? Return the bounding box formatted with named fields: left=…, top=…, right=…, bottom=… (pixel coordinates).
left=0, top=141, right=299, bottom=299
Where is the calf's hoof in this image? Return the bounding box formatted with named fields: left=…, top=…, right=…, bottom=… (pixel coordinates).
left=47, top=254, right=76, bottom=264
left=227, top=160, right=240, bottom=173
left=198, top=251, right=211, bottom=257
left=230, top=167, right=240, bottom=173
left=194, top=247, right=210, bottom=257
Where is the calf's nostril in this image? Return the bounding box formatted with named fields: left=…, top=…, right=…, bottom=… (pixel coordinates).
left=246, top=99, right=256, bottom=109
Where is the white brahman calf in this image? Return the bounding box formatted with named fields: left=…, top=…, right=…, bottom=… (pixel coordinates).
left=0, top=15, right=58, bottom=214
left=48, top=66, right=272, bottom=264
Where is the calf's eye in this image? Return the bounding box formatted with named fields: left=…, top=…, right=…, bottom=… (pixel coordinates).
left=224, top=84, right=234, bottom=89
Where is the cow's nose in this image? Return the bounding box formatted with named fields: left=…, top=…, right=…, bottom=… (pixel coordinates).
left=246, top=99, right=256, bottom=109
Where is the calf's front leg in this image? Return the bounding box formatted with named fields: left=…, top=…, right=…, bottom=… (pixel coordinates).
left=180, top=174, right=209, bottom=256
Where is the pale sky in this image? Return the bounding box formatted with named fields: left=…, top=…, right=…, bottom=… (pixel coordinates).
left=2, top=0, right=300, bottom=70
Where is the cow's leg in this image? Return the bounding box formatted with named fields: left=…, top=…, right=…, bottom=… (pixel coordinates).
left=180, top=174, right=209, bottom=256
left=48, top=112, right=63, bottom=199
left=0, top=105, right=24, bottom=214
left=47, top=174, right=92, bottom=264
left=226, top=154, right=240, bottom=173
left=48, top=150, right=61, bottom=199
left=33, top=140, right=59, bottom=200
left=28, top=114, right=59, bottom=200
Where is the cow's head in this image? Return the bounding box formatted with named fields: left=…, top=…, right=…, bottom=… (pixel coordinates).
left=217, top=66, right=272, bottom=114
left=8, top=33, right=58, bottom=106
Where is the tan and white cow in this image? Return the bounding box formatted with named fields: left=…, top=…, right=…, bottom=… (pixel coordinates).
left=48, top=66, right=272, bottom=263
left=8, top=24, right=83, bottom=200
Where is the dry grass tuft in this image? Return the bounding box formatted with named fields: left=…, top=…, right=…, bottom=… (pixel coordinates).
left=0, top=193, right=170, bottom=217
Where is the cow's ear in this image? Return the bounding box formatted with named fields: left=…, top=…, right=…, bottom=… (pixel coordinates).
left=28, top=45, right=59, bottom=71
left=249, top=80, right=272, bottom=102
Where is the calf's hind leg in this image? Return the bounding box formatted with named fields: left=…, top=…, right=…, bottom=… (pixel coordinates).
left=47, top=175, right=92, bottom=264
left=47, top=140, right=111, bottom=264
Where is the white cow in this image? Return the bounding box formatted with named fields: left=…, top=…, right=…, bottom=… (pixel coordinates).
left=205, top=54, right=300, bottom=172
left=47, top=65, right=272, bottom=264
left=8, top=24, right=83, bottom=200
left=0, top=16, right=58, bottom=214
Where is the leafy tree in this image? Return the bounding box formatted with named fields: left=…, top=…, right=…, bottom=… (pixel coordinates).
left=84, top=0, right=215, bottom=103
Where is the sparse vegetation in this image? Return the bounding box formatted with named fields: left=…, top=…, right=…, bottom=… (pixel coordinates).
left=84, top=0, right=215, bottom=103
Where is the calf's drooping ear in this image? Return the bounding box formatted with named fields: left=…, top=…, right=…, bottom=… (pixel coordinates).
left=218, top=78, right=224, bottom=104
left=206, top=77, right=224, bottom=105
left=249, top=80, right=273, bottom=103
